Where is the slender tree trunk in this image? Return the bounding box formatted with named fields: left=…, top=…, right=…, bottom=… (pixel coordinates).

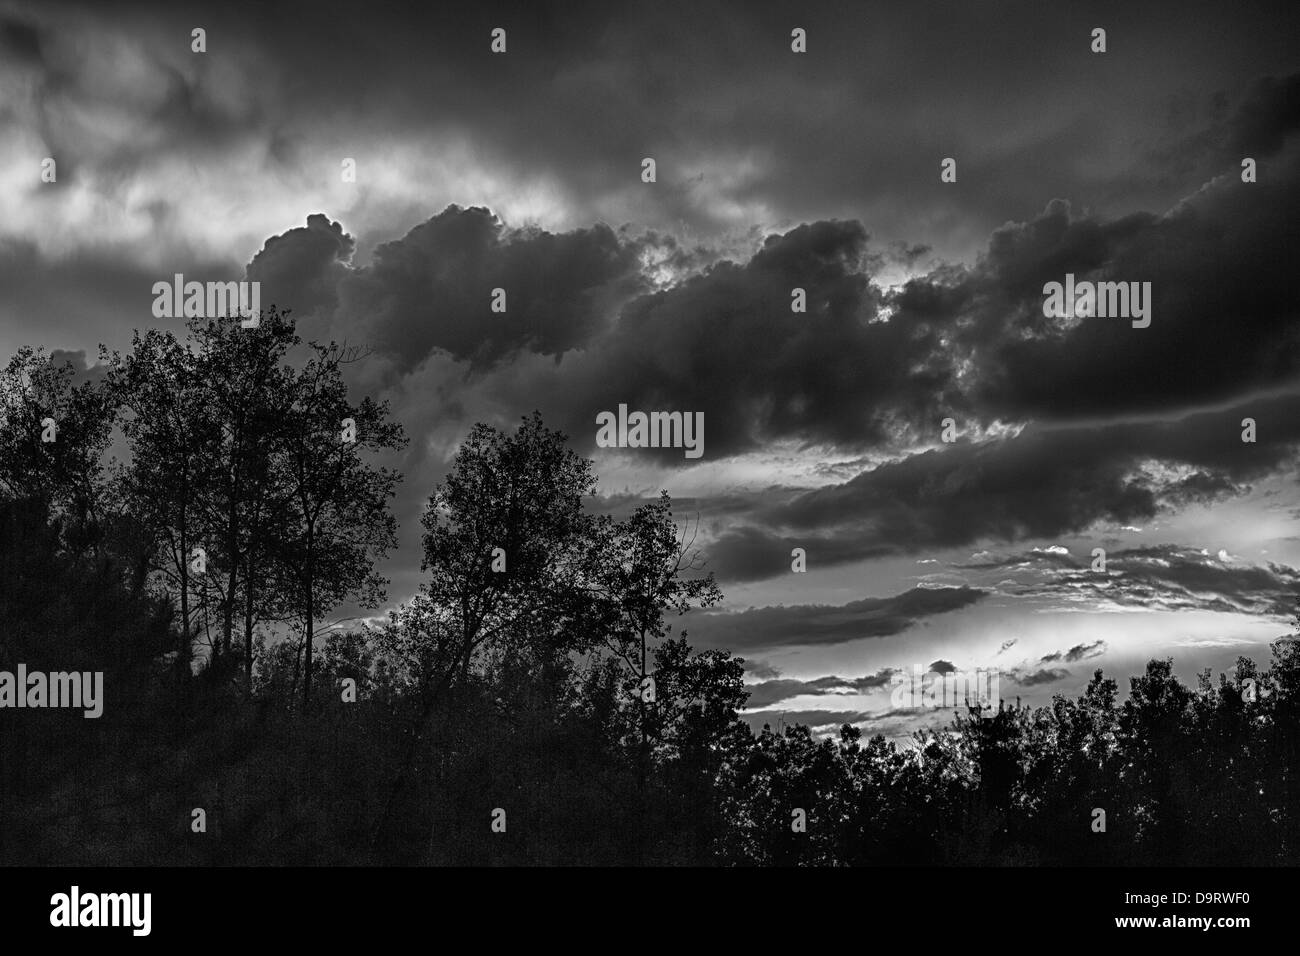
left=178, top=507, right=191, bottom=689
left=222, top=494, right=238, bottom=660
left=288, top=636, right=302, bottom=711
left=639, top=625, right=648, bottom=787
left=637, top=624, right=648, bottom=863
left=302, top=527, right=314, bottom=712
left=243, top=549, right=256, bottom=689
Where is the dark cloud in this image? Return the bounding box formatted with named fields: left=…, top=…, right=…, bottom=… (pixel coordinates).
left=704, top=524, right=894, bottom=583
left=0, top=16, right=43, bottom=64
left=685, top=586, right=987, bottom=653
left=1040, top=641, right=1106, bottom=665
left=563, top=130, right=1300, bottom=468
left=928, top=660, right=957, bottom=675
left=1014, top=546, right=1300, bottom=617
left=892, top=139, right=1300, bottom=426
left=1011, top=667, right=1071, bottom=687
left=956, top=544, right=1300, bottom=620
left=1064, top=641, right=1107, bottom=662
left=250, top=207, right=647, bottom=373
left=538, top=219, right=957, bottom=461
left=106, top=60, right=1300, bottom=478
left=13, top=66, right=1300, bottom=486
left=740, top=658, right=782, bottom=681
left=26, top=0, right=1287, bottom=246
left=247, top=214, right=356, bottom=320
left=743, top=668, right=899, bottom=708
left=744, top=679, right=842, bottom=709
left=1227, top=73, right=1300, bottom=156
left=1139, top=72, right=1300, bottom=187
left=707, top=389, right=1300, bottom=580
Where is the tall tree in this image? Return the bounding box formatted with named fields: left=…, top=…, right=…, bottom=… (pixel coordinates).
left=186, top=309, right=299, bottom=681
left=271, top=341, right=406, bottom=711
left=589, top=494, right=722, bottom=794
left=418, top=412, right=602, bottom=689
left=371, top=412, right=604, bottom=849
left=107, top=330, right=218, bottom=683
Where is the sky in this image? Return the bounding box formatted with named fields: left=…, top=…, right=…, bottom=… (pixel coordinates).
left=2, top=0, right=1299, bottom=739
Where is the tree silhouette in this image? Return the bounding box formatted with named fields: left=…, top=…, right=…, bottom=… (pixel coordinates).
left=4, top=363, right=1300, bottom=867
left=107, top=328, right=218, bottom=685
left=184, top=310, right=300, bottom=681
left=267, top=339, right=405, bottom=711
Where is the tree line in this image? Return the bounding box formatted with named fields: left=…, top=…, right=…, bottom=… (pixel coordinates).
left=1, top=310, right=1297, bottom=865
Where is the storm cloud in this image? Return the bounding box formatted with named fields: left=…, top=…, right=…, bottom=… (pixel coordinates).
left=686, top=585, right=988, bottom=653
